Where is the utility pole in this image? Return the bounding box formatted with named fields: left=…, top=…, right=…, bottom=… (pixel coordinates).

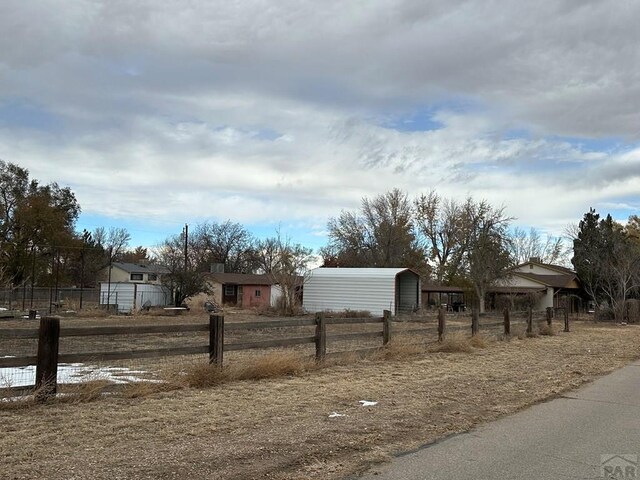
left=30, top=244, right=35, bottom=309
left=177, top=224, right=188, bottom=307
left=106, top=246, right=113, bottom=311
left=184, top=223, right=189, bottom=271
left=79, top=235, right=86, bottom=310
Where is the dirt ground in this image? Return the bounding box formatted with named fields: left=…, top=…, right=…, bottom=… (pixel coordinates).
left=1, top=319, right=639, bottom=480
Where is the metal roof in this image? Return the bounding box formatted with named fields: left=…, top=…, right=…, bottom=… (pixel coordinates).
left=514, top=260, right=576, bottom=275
left=512, top=272, right=578, bottom=289
left=309, top=267, right=418, bottom=278
left=112, top=262, right=170, bottom=274
left=207, top=273, right=276, bottom=286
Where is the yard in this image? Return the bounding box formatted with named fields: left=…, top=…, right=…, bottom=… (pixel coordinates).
left=1, top=313, right=638, bottom=479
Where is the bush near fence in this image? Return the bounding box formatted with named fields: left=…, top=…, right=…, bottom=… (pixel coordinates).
left=0, top=307, right=571, bottom=401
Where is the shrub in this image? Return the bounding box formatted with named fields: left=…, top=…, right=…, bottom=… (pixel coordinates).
left=469, top=334, right=490, bottom=348
left=180, top=350, right=315, bottom=388
left=539, top=324, right=556, bottom=336
left=430, top=332, right=473, bottom=353
left=375, top=339, right=426, bottom=360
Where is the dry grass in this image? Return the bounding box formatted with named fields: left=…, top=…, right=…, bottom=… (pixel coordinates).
left=59, top=380, right=112, bottom=403
left=0, top=379, right=113, bottom=410
left=430, top=332, right=474, bottom=353
left=2, top=323, right=640, bottom=480
left=374, top=340, right=426, bottom=360
left=469, top=333, right=491, bottom=348
left=323, top=309, right=372, bottom=318
left=234, top=350, right=316, bottom=380
left=179, top=350, right=317, bottom=388
left=539, top=324, right=556, bottom=336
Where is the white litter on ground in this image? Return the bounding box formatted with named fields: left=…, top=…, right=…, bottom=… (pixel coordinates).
left=0, top=363, right=158, bottom=388
left=359, top=400, right=378, bottom=407
left=328, top=412, right=347, bottom=418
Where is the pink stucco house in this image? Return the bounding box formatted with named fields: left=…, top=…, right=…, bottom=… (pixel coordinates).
left=206, top=273, right=276, bottom=308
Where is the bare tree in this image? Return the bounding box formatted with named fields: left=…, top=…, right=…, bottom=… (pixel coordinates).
left=255, top=232, right=314, bottom=316
left=461, top=199, right=514, bottom=313
left=252, top=237, right=281, bottom=274
left=413, top=192, right=513, bottom=304
left=509, top=227, right=567, bottom=265
left=325, top=189, right=427, bottom=274
left=93, top=227, right=131, bottom=263
left=600, top=235, right=640, bottom=321
left=191, top=221, right=254, bottom=273
left=154, top=230, right=211, bottom=306
left=414, top=191, right=469, bottom=283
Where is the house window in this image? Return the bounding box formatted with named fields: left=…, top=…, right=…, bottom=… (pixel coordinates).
left=130, top=273, right=143, bottom=281
left=224, top=285, right=235, bottom=296
left=148, top=274, right=157, bottom=281
left=255, top=289, right=261, bottom=297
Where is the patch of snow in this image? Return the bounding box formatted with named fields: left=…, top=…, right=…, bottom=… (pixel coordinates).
left=359, top=400, right=378, bottom=407
left=0, top=363, right=158, bottom=387
left=328, top=412, right=346, bottom=418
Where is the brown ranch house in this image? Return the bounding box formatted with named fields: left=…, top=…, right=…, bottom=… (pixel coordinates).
left=423, top=259, right=586, bottom=313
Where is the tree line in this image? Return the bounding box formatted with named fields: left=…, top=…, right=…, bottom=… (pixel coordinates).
left=0, top=161, right=314, bottom=311
left=0, top=160, right=153, bottom=291
left=155, top=225, right=313, bottom=311
left=4, top=159, right=637, bottom=317
left=322, top=189, right=566, bottom=312
left=571, top=209, right=640, bottom=321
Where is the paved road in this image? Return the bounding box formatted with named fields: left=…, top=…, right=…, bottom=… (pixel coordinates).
left=359, top=360, right=640, bottom=480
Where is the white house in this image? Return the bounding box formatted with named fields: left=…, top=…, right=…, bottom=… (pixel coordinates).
left=303, top=267, right=421, bottom=316
left=99, top=282, right=172, bottom=313
left=101, top=262, right=170, bottom=285
left=99, top=262, right=172, bottom=313
left=496, top=259, right=583, bottom=311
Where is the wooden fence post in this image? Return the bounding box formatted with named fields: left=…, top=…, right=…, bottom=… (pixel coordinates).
left=438, top=307, right=445, bottom=342
left=209, top=314, right=224, bottom=365
left=471, top=308, right=479, bottom=336
left=564, top=308, right=570, bottom=332
left=35, top=316, right=60, bottom=401
left=546, top=307, right=553, bottom=326
left=383, top=310, right=391, bottom=345
left=315, top=312, right=326, bottom=361
left=503, top=308, right=510, bottom=336
left=527, top=306, right=533, bottom=335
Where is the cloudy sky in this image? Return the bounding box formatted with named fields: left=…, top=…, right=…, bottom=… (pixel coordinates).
left=1, top=0, right=639, bottom=250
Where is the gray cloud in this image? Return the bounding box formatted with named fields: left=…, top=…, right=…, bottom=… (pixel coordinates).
left=1, top=0, right=639, bottom=242
left=4, top=0, right=639, bottom=134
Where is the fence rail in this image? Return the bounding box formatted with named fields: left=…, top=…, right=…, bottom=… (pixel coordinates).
left=0, top=307, right=570, bottom=400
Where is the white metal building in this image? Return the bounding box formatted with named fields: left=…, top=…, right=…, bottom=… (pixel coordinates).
left=99, top=282, right=172, bottom=313
left=303, top=268, right=421, bottom=316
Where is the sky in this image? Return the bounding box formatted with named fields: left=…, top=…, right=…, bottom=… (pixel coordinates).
left=1, top=0, right=639, bottom=252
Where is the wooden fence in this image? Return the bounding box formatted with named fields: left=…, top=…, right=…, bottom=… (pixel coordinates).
left=0, top=307, right=570, bottom=400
